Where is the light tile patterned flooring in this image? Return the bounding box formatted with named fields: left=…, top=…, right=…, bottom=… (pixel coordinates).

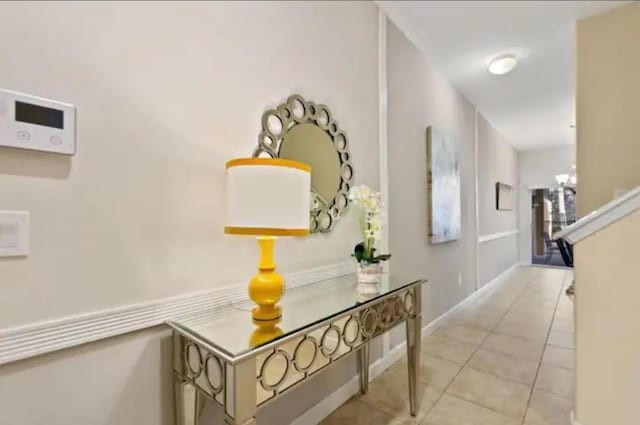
left=320, top=267, right=574, bottom=425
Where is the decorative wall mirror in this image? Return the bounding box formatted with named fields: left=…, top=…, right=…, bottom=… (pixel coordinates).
left=253, top=94, right=354, bottom=233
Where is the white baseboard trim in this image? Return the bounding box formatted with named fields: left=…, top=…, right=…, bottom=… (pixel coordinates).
left=478, top=229, right=519, bottom=244
left=0, top=261, right=353, bottom=366
left=292, top=262, right=521, bottom=425
left=290, top=341, right=406, bottom=425
left=529, top=264, right=572, bottom=270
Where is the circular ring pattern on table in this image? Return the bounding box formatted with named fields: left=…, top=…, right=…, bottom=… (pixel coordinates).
left=380, top=299, right=394, bottom=328
left=184, top=342, right=203, bottom=377
left=204, top=354, right=224, bottom=394
left=292, top=336, right=319, bottom=373
left=342, top=316, right=361, bottom=347
left=254, top=94, right=354, bottom=233
left=404, top=291, right=415, bottom=315
left=320, top=325, right=342, bottom=357
left=259, top=349, right=292, bottom=391
left=361, top=308, right=379, bottom=338
left=395, top=296, right=405, bottom=320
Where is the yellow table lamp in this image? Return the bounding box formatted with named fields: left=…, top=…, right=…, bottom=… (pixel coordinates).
left=225, top=158, right=311, bottom=324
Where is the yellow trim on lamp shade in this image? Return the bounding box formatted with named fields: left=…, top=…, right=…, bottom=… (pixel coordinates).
left=224, top=226, right=309, bottom=236
left=226, top=158, right=311, bottom=173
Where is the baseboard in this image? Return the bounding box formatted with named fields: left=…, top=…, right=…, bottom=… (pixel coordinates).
left=0, top=261, right=353, bottom=365
left=292, top=262, right=521, bottom=425
left=529, top=264, right=572, bottom=270
left=289, top=341, right=405, bottom=425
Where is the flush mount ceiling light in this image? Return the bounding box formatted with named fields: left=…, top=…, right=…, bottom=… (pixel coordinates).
left=488, top=54, right=517, bottom=75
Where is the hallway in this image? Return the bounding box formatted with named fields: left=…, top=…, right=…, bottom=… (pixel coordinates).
left=321, top=267, right=575, bottom=425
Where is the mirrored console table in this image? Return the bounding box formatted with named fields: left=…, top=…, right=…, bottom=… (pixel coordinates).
left=168, top=274, right=427, bottom=425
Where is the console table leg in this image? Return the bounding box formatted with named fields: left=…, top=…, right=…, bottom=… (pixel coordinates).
left=406, top=285, right=423, bottom=416
left=175, top=377, right=200, bottom=425
left=225, top=357, right=257, bottom=425
left=406, top=315, right=421, bottom=416
left=358, top=342, right=370, bottom=394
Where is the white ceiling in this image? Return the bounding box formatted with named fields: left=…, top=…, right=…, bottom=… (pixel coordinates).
left=378, top=1, right=629, bottom=151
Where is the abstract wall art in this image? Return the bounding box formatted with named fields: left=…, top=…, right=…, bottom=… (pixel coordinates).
left=426, top=126, right=461, bottom=244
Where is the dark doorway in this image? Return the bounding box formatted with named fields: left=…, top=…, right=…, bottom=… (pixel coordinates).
left=531, top=187, right=576, bottom=267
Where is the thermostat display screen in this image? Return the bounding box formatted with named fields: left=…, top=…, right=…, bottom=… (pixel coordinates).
left=15, top=101, right=64, bottom=129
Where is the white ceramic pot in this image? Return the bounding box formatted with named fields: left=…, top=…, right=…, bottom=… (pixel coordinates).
left=357, top=262, right=382, bottom=296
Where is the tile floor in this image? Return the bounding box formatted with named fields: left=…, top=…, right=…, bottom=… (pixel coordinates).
left=320, top=267, right=575, bottom=425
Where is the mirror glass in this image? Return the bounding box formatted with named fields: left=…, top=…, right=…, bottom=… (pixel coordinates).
left=254, top=94, right=354, bottom=233
left=279, top=123, right=341, bottom=206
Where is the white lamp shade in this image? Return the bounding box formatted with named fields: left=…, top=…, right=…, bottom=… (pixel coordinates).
left=225, top=158, right=311, bottom=236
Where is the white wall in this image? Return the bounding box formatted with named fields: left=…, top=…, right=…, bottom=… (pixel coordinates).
left=476, top=114, right=519, bottom=285
left=0, top=2, right=379, bottom=424
left=0, top=1, right=379, bottom=329
left=386, top=18, right=478, bottom=343
left=386, top=19, right=519, bottom=348
left=519, top=146, right=575, bottom=188
left=517, top=146, right=575, bottom=263
left=0, top=4, right=525, bottom=424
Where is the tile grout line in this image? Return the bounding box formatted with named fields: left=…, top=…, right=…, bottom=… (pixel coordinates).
left=357, top=269, right=538, bottom=422
left=324, top=267, right=569, bottom=424
left=518, top=269, right=569, bottom=425
left=420, top=268, right=543, bottom=422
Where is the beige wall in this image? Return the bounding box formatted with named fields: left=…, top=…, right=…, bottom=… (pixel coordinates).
left=574, top=209, right=640, bottom=425
left=576, top=2, right=640, bottom=217
left=519, top=146, right=575, bottom=189
left=574, top=4, right=640, bottom=424
left=386, top=18, right=478, bottom=339
left=386, top=18, right=518, bottom=344
left=476, top=114, right=519, bottom=284
left=477, top=114, right=518, bottom=235
left=0, top=2, right=379, bottom=424
left=0, top=1, right=379, bottom=328
left=0, top=4, right=524, bottom=424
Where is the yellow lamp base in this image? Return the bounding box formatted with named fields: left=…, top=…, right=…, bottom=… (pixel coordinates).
left=249, top=315, right=283, bottom=347
left=249, top=237, right=284, bottom=322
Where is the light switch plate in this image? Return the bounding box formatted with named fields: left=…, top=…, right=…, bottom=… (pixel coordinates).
left=0, top=211, right=29, bottom=257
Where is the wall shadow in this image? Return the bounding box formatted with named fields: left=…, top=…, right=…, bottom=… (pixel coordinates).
left=0, top=145, right=72, bottom=179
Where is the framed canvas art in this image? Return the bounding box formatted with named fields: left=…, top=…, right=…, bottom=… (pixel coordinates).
left=426, top=126, right=461, bottom=244
left=496, top=182, right=514, bottom=210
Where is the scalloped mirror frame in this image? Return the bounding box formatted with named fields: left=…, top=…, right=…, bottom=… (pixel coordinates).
left=253, top=94, right=354, bottom=233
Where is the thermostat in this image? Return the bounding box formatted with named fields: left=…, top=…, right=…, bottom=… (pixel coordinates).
left=0, top=88, right=76, bottom=155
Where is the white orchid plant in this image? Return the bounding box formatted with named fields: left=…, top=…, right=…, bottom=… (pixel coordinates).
left=348, top=185, right=391, bottom=265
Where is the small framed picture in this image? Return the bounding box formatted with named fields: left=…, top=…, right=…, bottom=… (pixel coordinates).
left=496, top=182, right=514, bottom=211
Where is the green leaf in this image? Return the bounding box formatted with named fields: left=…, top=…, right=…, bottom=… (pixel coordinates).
left=353, top=242, right=365, bottom=262
left=373, top=254, right=391, bottom=262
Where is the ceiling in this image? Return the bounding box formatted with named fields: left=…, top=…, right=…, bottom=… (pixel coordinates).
left=378, top=1, right=629, bottom=151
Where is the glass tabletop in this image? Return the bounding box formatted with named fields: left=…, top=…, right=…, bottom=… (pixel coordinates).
left=168, top=273, right=426, bottom=359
